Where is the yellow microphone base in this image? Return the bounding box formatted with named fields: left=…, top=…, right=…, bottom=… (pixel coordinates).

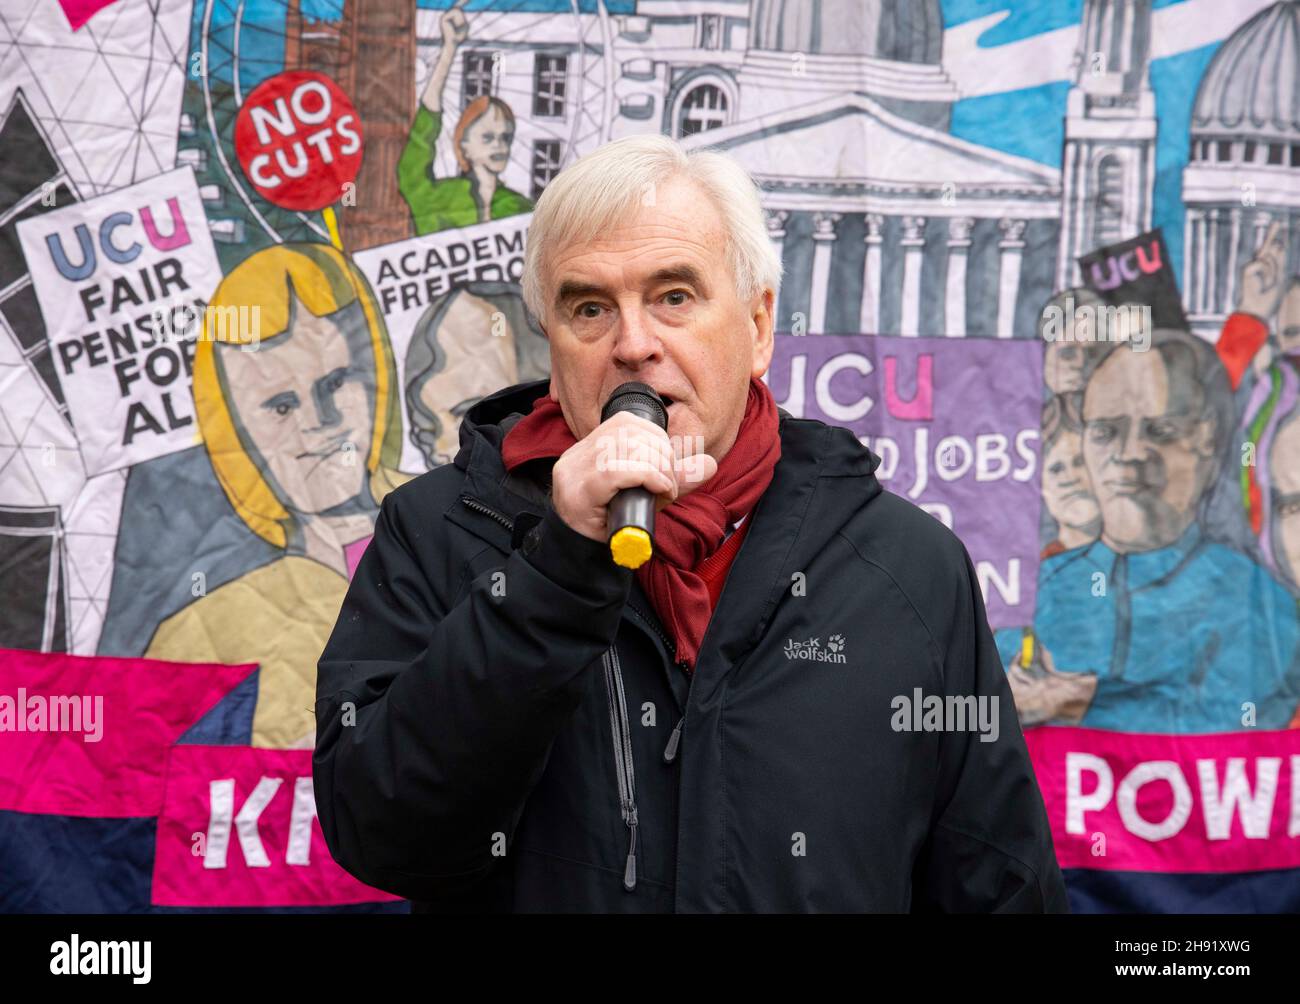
left=609, top=527, right=653, bottom=569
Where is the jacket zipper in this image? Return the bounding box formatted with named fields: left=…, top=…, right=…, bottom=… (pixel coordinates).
left=602, top=646, right=640, bottom=891
left=459, top=494, right=515, bottom=533
left=463, top=493, right=688, bottom=888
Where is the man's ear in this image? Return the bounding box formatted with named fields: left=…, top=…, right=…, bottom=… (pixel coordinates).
left=1191, top=416, right=1218, bottom=460
left=750, top=288, right=776, bottom=378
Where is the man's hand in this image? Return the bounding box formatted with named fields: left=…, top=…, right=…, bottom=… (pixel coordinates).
left=1238, top=220, right=1287, bottom=322
left=550, top=411, right=718, bottom=543
left=440, top=0, right=469, bottom=48
left=1007, top=641, right=1098, bottom=727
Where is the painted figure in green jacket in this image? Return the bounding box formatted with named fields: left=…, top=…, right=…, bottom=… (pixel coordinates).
left=398, top=0, right=533, bottom=235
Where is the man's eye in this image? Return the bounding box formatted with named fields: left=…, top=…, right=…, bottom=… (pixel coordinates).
left=1088, top=424, right=1115, bottom=443
left=1048, top=461, right=1065, bottom=476
left=664, top=290, right=689, bottom=306
left=577, top=303, right=602, bottom=319
left=1146, top=421, right=1178, bottom=442
left=265, top=393, right=299, bottom=417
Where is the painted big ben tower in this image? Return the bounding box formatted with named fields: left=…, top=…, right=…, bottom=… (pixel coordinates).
left=1057, top=0, right=1157, bottom=290
left=285, top=0, right=418, bottom=251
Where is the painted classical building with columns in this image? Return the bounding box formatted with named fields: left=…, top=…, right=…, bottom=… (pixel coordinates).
left=1181, top=1, right=1300, bottom=341
left=409, top=0, right=1165, bottom=338
left=685, top=0, right=1158, bottom=338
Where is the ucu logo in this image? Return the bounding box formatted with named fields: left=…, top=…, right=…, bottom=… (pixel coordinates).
left=1088, top=238, right=1163, bottom=290
left=44, top=198, right=191, bottom=282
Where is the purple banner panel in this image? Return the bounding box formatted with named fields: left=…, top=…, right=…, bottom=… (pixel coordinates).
left=766, top=335, right=1043, bottom=628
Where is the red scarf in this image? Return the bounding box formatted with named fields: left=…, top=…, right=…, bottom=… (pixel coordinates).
left=501, top=378, right=781, bottom=669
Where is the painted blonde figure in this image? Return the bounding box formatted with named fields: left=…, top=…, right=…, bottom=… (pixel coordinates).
left=146, top=243, right=409, bottom=749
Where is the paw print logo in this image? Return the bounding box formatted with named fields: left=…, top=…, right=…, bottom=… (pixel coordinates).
left=827, top=634, right=845, bottom=654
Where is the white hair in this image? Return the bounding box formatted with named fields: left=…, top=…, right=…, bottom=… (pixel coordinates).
left=521, top=133, right=782, bottom=324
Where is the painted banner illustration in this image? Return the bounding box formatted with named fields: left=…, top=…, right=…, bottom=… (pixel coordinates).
left=766, top=336, right=1042, bottom=629
left=1, top=0, right=1299, bottom=914
left=17, top=168, right=221, bottom=475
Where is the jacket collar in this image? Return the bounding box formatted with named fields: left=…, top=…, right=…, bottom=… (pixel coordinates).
left=452, top=379, right=554, bottom=524
left=1081, top=519, right=1206, bottom=593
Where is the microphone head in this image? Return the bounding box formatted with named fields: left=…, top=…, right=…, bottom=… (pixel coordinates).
left=601, top=381, right=668, bottom=430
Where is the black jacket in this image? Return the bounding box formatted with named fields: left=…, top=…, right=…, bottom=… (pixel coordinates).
left=313, top=379, right=1069, bottom=913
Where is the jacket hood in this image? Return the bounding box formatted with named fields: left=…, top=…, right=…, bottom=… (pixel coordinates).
left=455, top=378, right=552, bottom=468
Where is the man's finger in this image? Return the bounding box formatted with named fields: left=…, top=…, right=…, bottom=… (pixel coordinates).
left=1262, top=219, right=1283, bottom=255
left=675, top=451, right=718, bottom=486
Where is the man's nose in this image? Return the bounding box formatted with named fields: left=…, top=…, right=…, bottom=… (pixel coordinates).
left=611, top=305, right=663, bottom=369
left=1115, top=423, right=1146, bottom=462
left=311, top=384, right=344, bottom=431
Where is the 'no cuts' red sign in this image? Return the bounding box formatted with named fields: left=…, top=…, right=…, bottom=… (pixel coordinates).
left=234, top=71, right=363, bottom=212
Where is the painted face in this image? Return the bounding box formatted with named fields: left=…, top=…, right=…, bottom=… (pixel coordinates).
left=417, top=291, right=519, bottom=466
left=1044, top=340, right=1089, bottom=395
left=461, top=105, right=513, bottom=174
left=217, top=297, right=375, bottom=517
left=1278, top=283, right=1300, bottom=357
left=1271, top=412, right=1300, bottom=590
left=1082, top=348, right=1218, bottom=553
left=541, top=174, right=774, bottom=464
left=1042, top=428, right=1100, bottom=533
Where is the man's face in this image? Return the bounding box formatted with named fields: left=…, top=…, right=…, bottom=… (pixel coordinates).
left=540, top=174, right=774, bottom=463
left=218, top=300, right=374, bottom=515
left=417, top=292, right=518, bottom=466
left=1042, top=428, right=1100, bottom=533
left=1045, top=341, right=1088, bottom=395
left=1279, top=283, right=1300, bottom=356
left=461, top=106, right=512, bottom=175
left=1082, top=348, right=1217, bottom=553
left=1270, top=414, right=1300, bottom=590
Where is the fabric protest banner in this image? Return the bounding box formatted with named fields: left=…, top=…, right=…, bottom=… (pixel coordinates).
left=766, top=335, right=1043, bottom=629
left=15, top=167, right=222, bottom=475
left=3, top=0, right=1298, bottom=915
left=1027, top=725, right=1300, bottom=874
left=151, top=745, right=402, bottom=908
left=0, top=648, right=255, bottom=816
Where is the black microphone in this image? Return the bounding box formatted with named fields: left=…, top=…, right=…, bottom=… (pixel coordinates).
left=601, top=382, right=668, bottom=569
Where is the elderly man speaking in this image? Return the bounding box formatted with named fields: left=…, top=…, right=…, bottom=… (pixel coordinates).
left=313, top=134, right=1067, bottom=914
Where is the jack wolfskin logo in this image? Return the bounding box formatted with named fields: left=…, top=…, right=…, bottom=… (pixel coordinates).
left=783, top=635, right=847, bottom=663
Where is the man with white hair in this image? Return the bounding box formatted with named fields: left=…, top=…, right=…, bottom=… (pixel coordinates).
left=314, top=134, right=1066, bottom=913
